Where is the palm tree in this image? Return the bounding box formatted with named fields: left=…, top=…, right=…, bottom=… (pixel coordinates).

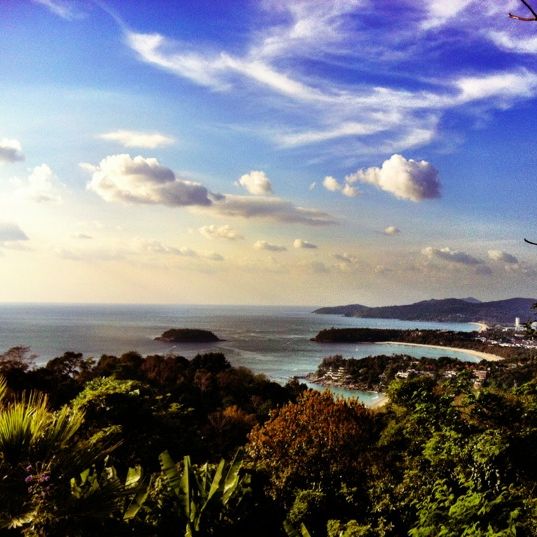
left=0, top=376, right=131, bottom=536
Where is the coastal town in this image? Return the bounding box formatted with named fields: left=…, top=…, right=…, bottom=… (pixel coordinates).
left=305, top=320, right=537, bottom=394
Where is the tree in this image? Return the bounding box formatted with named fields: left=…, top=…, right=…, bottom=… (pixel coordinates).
left=246, top=390, right=375, bottom=524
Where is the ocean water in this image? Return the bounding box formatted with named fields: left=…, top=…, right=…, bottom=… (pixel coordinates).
left=0, top=304, right=480, bottom=405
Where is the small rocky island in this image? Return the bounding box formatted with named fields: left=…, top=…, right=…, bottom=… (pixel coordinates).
left=155, top=328, right=223, bottom=343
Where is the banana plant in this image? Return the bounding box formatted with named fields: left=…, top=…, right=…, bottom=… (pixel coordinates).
left=159, top=449, right=247, bottom=537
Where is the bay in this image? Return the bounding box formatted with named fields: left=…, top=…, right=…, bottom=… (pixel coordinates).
left=0, top=303, right=480, bottom=406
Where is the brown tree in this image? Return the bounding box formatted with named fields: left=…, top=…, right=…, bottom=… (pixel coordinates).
left=246, top=390, right=375, bottom=504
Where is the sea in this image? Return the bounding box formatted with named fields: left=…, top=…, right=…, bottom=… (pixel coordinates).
left=0, top=304, right=481, bottom=406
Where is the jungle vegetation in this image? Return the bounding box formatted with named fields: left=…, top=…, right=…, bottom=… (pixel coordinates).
left=0, top=345, right=536, bottom=536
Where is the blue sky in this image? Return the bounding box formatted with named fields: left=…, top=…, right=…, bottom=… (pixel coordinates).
left=1, top=0, right=537, bottom=305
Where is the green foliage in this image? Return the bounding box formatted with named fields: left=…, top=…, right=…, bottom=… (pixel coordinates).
left=158, top=450, right=249, bottom=536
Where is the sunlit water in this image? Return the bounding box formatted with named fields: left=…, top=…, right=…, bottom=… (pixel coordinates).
left=0, top=304, right=480, bottom=405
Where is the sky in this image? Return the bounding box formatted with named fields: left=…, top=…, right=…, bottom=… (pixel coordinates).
left=1, top=0, right=537, bottom=306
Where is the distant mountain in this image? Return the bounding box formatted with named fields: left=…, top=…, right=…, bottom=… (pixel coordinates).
left=313, top=297, right=537, bottom=325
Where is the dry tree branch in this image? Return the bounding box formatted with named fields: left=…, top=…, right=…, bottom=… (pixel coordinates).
left=524, top=238, right=537, bottom=245
left=509, top=0, right=537, bottom=21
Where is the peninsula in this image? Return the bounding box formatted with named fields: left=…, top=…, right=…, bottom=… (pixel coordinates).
left=155, top=328, right=223, bottom=343
left=311, top=327, right=517, bottom=359
left=313, top=297, right=536, bottom=325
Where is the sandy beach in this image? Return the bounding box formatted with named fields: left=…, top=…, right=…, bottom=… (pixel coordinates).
left=368, top=393, right=389, bottom=409
left=470, top=322, right=489, bottom=332
left=379, top=341, right=503, bottom=362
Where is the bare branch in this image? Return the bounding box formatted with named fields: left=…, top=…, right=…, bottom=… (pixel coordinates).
left=509, top=0, right=537, bottom=21
left=524, top=238, right=537, bottom=245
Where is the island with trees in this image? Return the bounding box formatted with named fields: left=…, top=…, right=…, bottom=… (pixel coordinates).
left=155, top=328, right=223, bottom=343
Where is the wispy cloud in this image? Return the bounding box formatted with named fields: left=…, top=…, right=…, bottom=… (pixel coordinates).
left=120, top=1, right=537, bottom=157
left=99, top=130, right=175, bottom=149
left=32, top=0, right=82, bottom=20
left=210, top=195, right=337, bottom=226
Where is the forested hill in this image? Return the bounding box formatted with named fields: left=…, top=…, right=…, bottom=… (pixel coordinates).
left=313, top=297, right=537, bottom=324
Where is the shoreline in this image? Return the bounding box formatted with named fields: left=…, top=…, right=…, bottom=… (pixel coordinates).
left=470, top=322, right=489, bottom=332
left=368, top=393, right=389, bottom=409
left=378, top=341, right=503, bottom=362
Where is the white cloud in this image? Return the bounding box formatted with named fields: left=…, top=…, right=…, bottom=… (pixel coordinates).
left=236, top=170, right=273, bottom=195
left=16, top=164, right=62, bottom=203
left=277, top=121, right=391, bottom=147
left=422, top=246, right=483, bottom=265
left=126, top=32, right=228, bottom=89
left=322, top=176, right=360, bottom=198
left=199, top=224, right=243, bottom=240
left=83, top=154, right=215, bottom=207
left=384, top=226, right=401, bottom=236
left=254, top=240, right=287, bottom=252
left=488, top=249, right=519, bottom=264
left=0, top=223, right=28, bottom=242
left=455, top=70, right=537, bottom=103
left=488, top=31, right=537, bottom=55
left=332, top=252, right=358, bottom=264
left=347, top=154, right=440, bottom=202
left=0, top=139, right=24, bottom=164
left=123, top=5, right=537, bottom=158
left=135, top=239, right=223, bottom=261
left=211, top=195, right=337, bottom=226
left=99, top=130, right=175, bottom=149
left=31, top=0, right=81, bottom=20
left=421, top=0, right=475, bottom=29
left=342, top=183, right=360, bottom=198
left=322, top=176, right=341, bottom=192
left=293, top=239, right=317, bottom=249
left=72, top=233, right=93, bottom=240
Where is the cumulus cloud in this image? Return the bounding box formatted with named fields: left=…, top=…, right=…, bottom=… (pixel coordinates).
left=83, top=154, right=215, bottom=207
left=99, top=130, right=175, bottom=149
left=199, top=224, right=243, bottom=240
left=0, top=138, right=24, bottom=164
left=347, top=154, right=440, bottom=202
left=293, top=239, right=317, bottom=249
left=211, top=195, right=336, bottom=226
left=16, top=164, right=62, bottom=203
left=322, top=176, right=341, bottom=192
left=488, top=249, right=519, bottom=264
left=322, top=175, right=360, bottom=198
left=254, top=240, right=287, bottom=252
left=422, top=246, right=482, bottom=265
left=236, top=170, right=273, bottom=195
left=384, top=226, right=401, bottom=236
left=0, top=223, right=29, bottom=242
